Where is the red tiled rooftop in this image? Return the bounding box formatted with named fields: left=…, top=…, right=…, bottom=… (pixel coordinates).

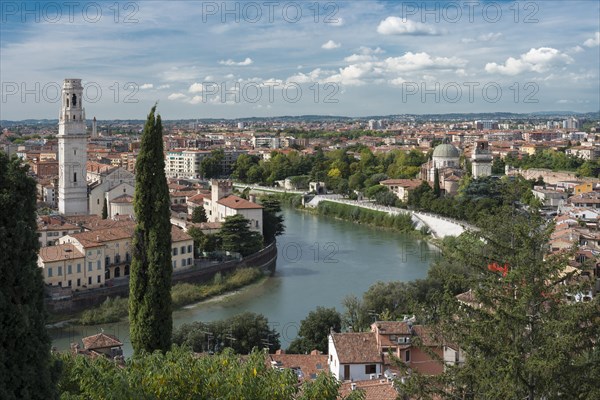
left=331, top=332, right=381, bottom=364
left=82, top=333, right=123, bottom=350
left=217, top=195, right=263, bottom=210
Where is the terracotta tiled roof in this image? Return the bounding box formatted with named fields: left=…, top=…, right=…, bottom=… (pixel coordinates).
left=331, top=332, right=381, bottom=364
left=267, top=353, right=328, bottom=380
left=82, top=333, right=123, bottom=350
left=187, top=193, right=207, bottom=204
left=372, top=321, right=412, bottom=335
left=217, top=195, right=263, bottom=210
left=37, top=216, right=79, bottom=232
left=171, top=226, right=193, bottom=242
left=110, top=194, right=134, bottom=204
left=38, top=243, right=84, bottom=262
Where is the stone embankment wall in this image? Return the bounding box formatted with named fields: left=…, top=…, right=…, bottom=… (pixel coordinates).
left=45, top=242, right=278, bottom=314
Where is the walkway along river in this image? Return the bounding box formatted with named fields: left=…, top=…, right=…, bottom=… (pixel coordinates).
left=50, top=207, right=439, bottom=356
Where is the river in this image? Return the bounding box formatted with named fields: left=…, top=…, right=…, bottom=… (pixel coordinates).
left=50, top=208, right=438, bottom=356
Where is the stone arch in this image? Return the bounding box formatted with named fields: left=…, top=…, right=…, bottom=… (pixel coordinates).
left=72, top=93, right=77, bottom=107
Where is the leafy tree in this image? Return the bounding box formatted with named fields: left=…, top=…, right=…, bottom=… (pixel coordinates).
left=173, top=312, right=280, bottom=354
left=201, top=149, right=224, bottom=179
left=101, top=198, right=108, bottom=219
left=191, top=206, right=207, bottom=223
left=57, top=346, right=364, bottom=399
left=129, top=105, right=173, bottom=355
left=0, top=153, right=58, bottom=400
left=219, top=214, right=263, bottom=256
left=261, top=195, right=285, bottom=244
left=288, top=307, right=342, bottom=354
left=398, top=208, right=600, bottom=400
left=341, top=294, right=370, bottom=332
left=491, top=157, right=505, bottom=174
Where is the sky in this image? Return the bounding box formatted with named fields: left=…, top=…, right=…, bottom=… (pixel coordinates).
left=1, top=0, right=599, bottom=120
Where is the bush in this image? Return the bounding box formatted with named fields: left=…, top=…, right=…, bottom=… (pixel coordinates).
left=79, top=296, right=128, bottom=325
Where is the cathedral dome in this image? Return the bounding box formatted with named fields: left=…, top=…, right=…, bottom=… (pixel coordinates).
left=432, top=143, right=460, bottom=159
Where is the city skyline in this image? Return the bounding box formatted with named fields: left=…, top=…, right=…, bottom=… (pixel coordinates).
left=1, top=0, right=599, bottom=120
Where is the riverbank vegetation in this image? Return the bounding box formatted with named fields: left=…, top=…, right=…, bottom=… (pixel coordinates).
left=316, top=200, right=416, bottom=233
left=77, top=268, right=265, bottom=325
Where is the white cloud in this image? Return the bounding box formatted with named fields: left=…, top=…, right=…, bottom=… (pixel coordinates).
left=568, top=45, right=584, bottom=54
left=485, top=47, right=573, bottom=75
left=157, top=84, right=171, bottom=89
left=359, top=46, right=385, bottom=55
left=322, top=40, right=341, bottom=50
left=219, top=57, right=253, bottom=66
left=478, top=32, right=502, bottom=42
left=287, top=68, right=331, bottom=84
left=383, top=52, right=467, bottom=73
left=377, top=17, right=440, bottom=36
left=167, top=93, right=188, bottom=101
left=583, top=32, right=600, bottom=47
left=188, top=82, right=204, bottom=93
left=139, top=83, right=154, bottom=90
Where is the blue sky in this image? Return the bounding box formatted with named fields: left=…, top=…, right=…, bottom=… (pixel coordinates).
left=1, top=0, right=599, bottom=119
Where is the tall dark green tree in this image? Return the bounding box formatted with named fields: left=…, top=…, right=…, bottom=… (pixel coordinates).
left=260, top=195, right=285, bottom=244
left=129, top=105, right=173, bottom=355
left=191, top=206, right=207, bottom=223
left=101, top=198, right=108, bottom=219
left=218, top=214, right=263, bottom=257
left=201, top=149, right=224, bottom=179
left=433, top=168, right=441, bottom=197
left=0, top=153, right=57, bottom=399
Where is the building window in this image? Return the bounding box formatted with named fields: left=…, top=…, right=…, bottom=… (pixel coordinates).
left=77, top=263, right=81, bottom=273
left=88, top=277, right=92, bottom=285
left=188, top=257, right=192, bottom=266
left=405, top=350, right=410, bottom=362
left=172, top=260, right=177, bottom=268
left=97, top=275, right=101, bottom=283
left=181, top=246, right=185, bottom=254
left=68, top=280, right=72, bottom=287
left=97, top=260, right=101, bottom=270
left=74, top=172, right=77, bottom=182
left=67, top=265, right=72, bottom=275
left=173, top=248, right=178, bottom=256
left=47, top=267, right=53, bottom=277
left=77, top=278, right=81, bottom=287
left=88, top=262, right=92, bottom=272
left=187, top=245, right=192, bottom=253
left=57, top=266, right=62, bottom=276
left=181, top=258, right=186, bottom=267
left=365, top=364, right=377, bottom=374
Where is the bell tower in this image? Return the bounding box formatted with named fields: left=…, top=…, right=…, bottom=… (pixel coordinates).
left=58, top=78, right=88, bottom=215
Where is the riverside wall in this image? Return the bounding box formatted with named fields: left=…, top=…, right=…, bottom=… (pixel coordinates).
left=45, top=242, right=278, bottom=314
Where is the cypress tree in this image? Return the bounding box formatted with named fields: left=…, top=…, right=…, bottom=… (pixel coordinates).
left=101, top=198, right=108, bottom=219
left=433, top=167, right=441, bottom=197
left=129, top=105, right=173, bottom=354
left=0, top=153, right=57, bottom=399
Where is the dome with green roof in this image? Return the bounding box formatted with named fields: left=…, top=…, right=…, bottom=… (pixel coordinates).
left=432, top=143, right=460, bottom=159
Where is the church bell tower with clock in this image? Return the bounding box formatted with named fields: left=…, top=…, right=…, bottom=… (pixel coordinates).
left=58, top=79, right=88, bottom=215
